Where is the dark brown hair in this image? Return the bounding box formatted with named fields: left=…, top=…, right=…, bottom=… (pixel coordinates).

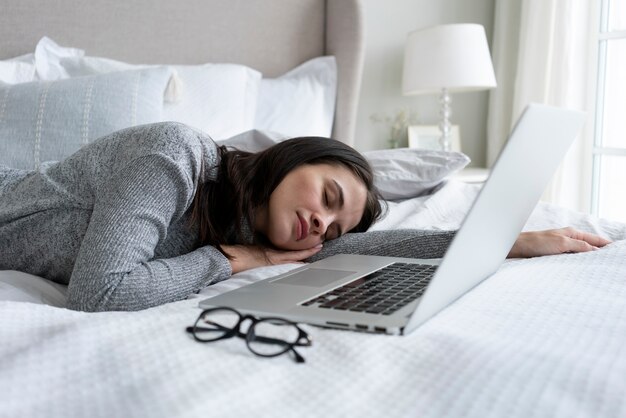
left=190, top=137, right=384, bottom=252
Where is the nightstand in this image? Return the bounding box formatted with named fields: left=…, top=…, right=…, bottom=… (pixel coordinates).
left=453, top=167, right=490, bottom=184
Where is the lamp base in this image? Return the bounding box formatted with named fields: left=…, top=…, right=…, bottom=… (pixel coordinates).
left=438, top=88, right=452, bottom=152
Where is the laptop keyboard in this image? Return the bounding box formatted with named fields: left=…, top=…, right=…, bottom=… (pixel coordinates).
left=301, top=263, right=437, bottom=315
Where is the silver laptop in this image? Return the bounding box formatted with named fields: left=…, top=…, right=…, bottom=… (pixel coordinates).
left=199, top=104, right=585, bottom=335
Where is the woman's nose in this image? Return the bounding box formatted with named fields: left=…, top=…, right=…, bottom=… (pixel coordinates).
left=311, top=213, right=330, bottom=235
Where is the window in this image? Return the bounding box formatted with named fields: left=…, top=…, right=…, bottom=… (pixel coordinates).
left=591, top=0, right=626, bottom=222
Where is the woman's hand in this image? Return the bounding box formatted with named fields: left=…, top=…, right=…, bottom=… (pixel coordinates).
left=221, top=244, right=323, bottom=274
left=508, top=227, right=612, bottom=258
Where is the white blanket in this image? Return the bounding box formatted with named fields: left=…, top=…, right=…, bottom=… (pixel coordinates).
left=1, top=180, right=626, bottom=418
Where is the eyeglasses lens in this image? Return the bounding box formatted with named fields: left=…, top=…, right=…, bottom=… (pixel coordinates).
left=194, top=309, right=240, bottom=342
left=247, top=319, right=300, bottom=356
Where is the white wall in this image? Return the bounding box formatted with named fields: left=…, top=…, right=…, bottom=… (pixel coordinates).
left=355, top=0, right=495, bottom=168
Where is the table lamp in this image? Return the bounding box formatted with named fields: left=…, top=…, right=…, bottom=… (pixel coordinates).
left=402, top=23, right=497, bottom=151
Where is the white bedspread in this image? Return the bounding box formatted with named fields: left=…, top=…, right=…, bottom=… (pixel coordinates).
left=2, top=180, right=626, bottom=418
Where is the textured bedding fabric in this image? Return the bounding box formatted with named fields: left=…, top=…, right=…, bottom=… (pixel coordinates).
left=0, top=67, right=173, bottom=170
left=1, top=181, right=626, bottom=418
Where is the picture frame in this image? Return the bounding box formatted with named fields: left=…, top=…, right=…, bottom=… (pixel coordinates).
left=407, top=125, right=461, bottom=152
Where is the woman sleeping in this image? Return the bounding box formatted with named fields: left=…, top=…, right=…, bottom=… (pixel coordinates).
left=0, top=122, right=610, bottom=311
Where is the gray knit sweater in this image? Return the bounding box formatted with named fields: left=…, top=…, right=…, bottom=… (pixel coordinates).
left=0, top=122, right=454, bottom=312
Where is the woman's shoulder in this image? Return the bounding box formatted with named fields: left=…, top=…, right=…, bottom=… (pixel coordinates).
left=48, top=122, right=220, bottom=194
left=117, top=122, right=218, bottom=163
left=121, top=122, right=222, bottom=185
left=85, top=122, right=218, bottom=174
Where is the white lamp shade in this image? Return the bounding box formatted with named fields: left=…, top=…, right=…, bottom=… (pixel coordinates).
left=402, top=23, right=497, bottom=95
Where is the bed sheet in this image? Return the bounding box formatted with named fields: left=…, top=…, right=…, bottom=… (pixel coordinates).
left=1, top=180, right=626, bottom=418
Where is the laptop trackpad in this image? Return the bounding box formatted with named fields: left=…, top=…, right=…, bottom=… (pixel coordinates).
left=271, top=268, right=356, bottom=287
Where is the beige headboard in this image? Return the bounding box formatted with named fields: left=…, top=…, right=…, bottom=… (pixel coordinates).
left=0, top=0, right=365, bottom=145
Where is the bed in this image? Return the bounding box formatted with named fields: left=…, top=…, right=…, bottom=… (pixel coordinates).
left=2, top=1, right=626, bottom=417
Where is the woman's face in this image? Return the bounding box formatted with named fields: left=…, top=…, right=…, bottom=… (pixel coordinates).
left=255, top=163, right=368, bottom=250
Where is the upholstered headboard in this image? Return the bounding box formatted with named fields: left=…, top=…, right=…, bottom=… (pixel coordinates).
left=0, top=0, right=364, bottom=144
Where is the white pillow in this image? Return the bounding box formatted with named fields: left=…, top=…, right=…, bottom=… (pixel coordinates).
left=219, top=131, right=470, bottom=200
left=0, top=270, right=67, bottom=307
left=0, top=37, right=84, bottom=84
left=254, top=56, right=337, bottom=138
left=53, top=55, right=262, bottom=140
left=362, top=148, right=471, bottom=200
left=34, top=36, right=85, bottom=80
left=0, top=58, right=36, bottom=84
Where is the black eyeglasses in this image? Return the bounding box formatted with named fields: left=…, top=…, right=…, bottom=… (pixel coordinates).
left=186, top=307, right=313, bottom=363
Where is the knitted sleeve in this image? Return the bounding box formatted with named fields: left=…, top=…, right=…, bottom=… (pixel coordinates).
left=306, top=229, right=456, bottom=262
left=66, top=153, right=231, bottom=312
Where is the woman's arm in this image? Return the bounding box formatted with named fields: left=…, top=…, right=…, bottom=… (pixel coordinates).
left=223, top=227, right=611, bottom=271
left=309, top=227, right=612, bottom=261
left=308, top=227, right=611, bottom=262
left=66, top=154, right=231, bottom=312
left=217, top=230, right=455, bottom=272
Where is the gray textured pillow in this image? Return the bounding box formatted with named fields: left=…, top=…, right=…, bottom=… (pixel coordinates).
left=217, top=129, right=287, bottom=152
left=0, top=67, right=172, bottom=170
left=362, top=148, right=470, bottom=200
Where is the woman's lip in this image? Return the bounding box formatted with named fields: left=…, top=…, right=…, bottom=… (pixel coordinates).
left=297, top=214, right=309, bottom=241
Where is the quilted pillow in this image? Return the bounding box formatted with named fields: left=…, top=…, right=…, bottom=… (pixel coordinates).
left=0, top=67, right=172, bottom=170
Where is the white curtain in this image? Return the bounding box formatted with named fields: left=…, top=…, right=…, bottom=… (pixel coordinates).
left=487, top=0, right=599, bottom=212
